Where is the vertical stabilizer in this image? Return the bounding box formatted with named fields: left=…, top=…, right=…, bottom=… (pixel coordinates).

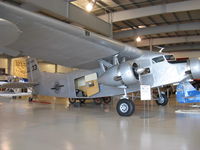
left=27, top=57, right=41, bottom=82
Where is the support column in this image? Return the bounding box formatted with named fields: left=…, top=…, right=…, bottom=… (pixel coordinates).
left=55, top=64, right=58, bottom=73
left=149, top=38, right=153, bottom=52
left=7, top=57, right=11, bottom=75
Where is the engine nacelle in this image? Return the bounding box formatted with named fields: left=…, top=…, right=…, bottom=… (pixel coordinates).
left=98, top=62, right=139, bottom=87
left=187, top=58, right=200, bottom=79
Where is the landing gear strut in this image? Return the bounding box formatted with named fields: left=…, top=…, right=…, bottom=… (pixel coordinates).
left=116, top=88, right=135, bottom=116
left=79, top=99, right=85, bottom=104
left=28, top=97, right=33, bottom=102
left=93, top=98, right=102, bottom=105
left=156, top=91, right=168, bottom=106
left=103, top=97, right=112, bottom=104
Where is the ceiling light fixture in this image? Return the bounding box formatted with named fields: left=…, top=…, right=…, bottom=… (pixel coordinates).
left=136, top=36, right=141, bottom=42
left=86, top=0, right=96, bottom=12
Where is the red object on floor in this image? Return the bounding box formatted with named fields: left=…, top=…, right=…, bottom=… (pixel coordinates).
left=30, top=100, right=51, bottom=104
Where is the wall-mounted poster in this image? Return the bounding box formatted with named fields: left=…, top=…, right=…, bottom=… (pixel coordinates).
left=12, top=57, right=27, bottom=78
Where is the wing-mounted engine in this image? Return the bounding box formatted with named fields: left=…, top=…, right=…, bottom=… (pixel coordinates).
left=98, top=61, right=140, bottom=88
left=186, top=58, right=200, bottom=79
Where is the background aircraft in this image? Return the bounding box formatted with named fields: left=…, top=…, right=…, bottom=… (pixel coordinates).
left=0, top=76, right=36, bottom=97
left=1, top=2, right=200, bottom=116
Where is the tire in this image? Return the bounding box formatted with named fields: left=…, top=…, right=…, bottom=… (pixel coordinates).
left=79, top=99, right=85, bottom=104
left=103, top=97, right=112, bottom=104
left=94, top=98, right=102, bottom=105
left=116, top=99, right=135, bottom=116
left=69, top=98, right=76, bottom=104
left=28, top=97, right=33, bottom=102
left=156, top=93, right=168, bottom=106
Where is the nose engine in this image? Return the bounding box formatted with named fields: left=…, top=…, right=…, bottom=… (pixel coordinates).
left=98, top=62, right=139, bottom=87
left=187, top=58, right=200, bottom=79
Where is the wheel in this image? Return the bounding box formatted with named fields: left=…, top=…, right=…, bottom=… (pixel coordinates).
left=116, top=99, right=135, bottom=116
left=156, top=92, right=168, bottom=106
left=79, top=99, right=85, bottom=104
left=103, top=97, right=112, bottom=104
left=69, top=98, right=76, bottom=104
left=94, top=98, right=102, bottom=105
left=28, top=97, right=33, bottom=102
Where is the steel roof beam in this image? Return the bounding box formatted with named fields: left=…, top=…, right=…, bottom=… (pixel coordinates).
left=99, top=0, right=200, bottom=22
left=128, top=35, right=200, bottom=47
left=114, top=22, right=200, bottom=39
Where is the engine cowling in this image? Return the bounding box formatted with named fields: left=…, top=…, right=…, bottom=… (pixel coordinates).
left=187, top=58, right=200, bottom=79
left=98, top=62, right=139, bottom=87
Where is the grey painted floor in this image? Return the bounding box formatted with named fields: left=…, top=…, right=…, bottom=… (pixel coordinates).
left=0, top=97, right=200, bottom=150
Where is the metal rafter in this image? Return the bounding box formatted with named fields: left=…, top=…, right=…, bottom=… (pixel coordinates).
left=99, top=0, right=200, bottom=22
left=128, top=0, right=140, bottom=8
left=186, top=11, right=193, bottom=21
left=97, top=0, right=115, bottom=12
left=112, top=0, right=127, bottom=10
left=136, top=18, right=148, bottom=27
left=114, top=22, right=200, bottom=39
left=111, top=0, right=137, bottom=29
left=159, top=14, right=169, bottom=24
left=172, top=13, right=180, bottom=23
left=128, top=35, right=200, bottom=47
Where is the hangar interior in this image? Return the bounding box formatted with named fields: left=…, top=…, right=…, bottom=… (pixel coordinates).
left=0, top=0, right=200, bottom=150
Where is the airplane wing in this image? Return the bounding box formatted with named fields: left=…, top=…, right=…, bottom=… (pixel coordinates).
left=0, top=82, right=38, bottom=89
left=0, top=2, right=143, bottom=69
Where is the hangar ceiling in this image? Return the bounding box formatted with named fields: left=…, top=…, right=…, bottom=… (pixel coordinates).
left=2, top=0, right=200, bottom=53
left=73, top=0, right=200, bottom=52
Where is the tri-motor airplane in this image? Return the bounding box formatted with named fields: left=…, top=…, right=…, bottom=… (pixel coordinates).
left=0, top=1, right=200, bottom=116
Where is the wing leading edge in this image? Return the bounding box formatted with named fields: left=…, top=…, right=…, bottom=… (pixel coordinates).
left=0, top=2, right=143, bottom=69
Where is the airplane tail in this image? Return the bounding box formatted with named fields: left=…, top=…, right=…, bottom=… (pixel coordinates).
left=26, top=57, right=68, bottom=98
left=26, top=57, right=41, bottom=82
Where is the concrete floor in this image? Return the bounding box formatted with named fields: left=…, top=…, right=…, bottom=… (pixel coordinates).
left=0, top=97, right=200, bottom=150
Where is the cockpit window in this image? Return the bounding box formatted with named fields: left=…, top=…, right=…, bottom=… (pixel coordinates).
left=152, top=56, right=165, bottom=63
left=165, top=55, right=176, bottom=62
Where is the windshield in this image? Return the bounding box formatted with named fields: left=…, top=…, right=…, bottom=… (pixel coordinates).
left=165, top=55, right=176, bottom=62
left=152, top=56, right=165, bottom=63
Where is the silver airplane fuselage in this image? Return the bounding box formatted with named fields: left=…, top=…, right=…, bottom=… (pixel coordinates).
left=27, top=52, right=200, bottom=99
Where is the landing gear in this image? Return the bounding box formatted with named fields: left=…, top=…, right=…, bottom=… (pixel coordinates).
left=28, top=97, right=33, bottom=102
left=79, top=99, right=85, bottom=104
left=116, top=88, right=135, bottom=116
left=116, top=98, right=135, bottom=116
left=93, top=97, right=112, bottom=105
left=103, top=97, right=112, bottom=104
left=93, top=98, right=102, bottom=105
left=69, top=98, right=76, bottom=104
left=156, top=92, right=168, bottom=106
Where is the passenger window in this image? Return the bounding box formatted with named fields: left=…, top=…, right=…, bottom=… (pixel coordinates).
left=152, top=56, right=165, bottom=63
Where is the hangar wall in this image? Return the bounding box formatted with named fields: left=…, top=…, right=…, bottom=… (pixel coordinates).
left=0, top=57, right=75, bottom=78
left=169, top=51, right=200, bottom=58
left=37, top=63, right=76, bottom=73
left=0, top=58, right=8, bottom=74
